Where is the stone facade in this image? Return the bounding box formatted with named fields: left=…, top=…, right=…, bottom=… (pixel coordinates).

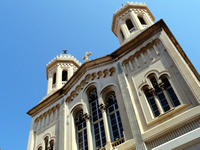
left=27, top=2, right=200, bottom=150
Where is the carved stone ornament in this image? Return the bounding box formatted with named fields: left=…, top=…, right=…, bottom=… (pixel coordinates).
left=99, top=103, right=106, bottom=112
left=83, top=113, right=91, bottom=121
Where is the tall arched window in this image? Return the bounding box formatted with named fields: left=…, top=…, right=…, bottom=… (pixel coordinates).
left=143, top=86, right=160, bottom=117
left=89, top=88, right=106, bottom=149
left=161, top=76, right=180, bottom=107
left=44, top=136, right=49, bottom=150
left=126, top=19, right=135, bottom=33
left=38, top=146, right=42, bottom=150
left=62, top=71, right=68, bottom=82
left=149, top=75, right=170, bottom=112
left=106, top=91, right=123, bottom=142
left=49, top=140, right=54, bottom=150
left=53, top=73, right=56, bottom=85
left=138, top=16, right=146, bottom=25
left=75, top=111, right=88, bottom=150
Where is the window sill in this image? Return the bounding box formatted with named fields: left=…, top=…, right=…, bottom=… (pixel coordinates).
left=146, top=104, right=190, bottom=126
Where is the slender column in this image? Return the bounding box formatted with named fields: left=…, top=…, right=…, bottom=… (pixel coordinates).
left=159, top=82, right=173, bottom=108
left=68, top=67, right=74, bottom=80
left=56, top=65, right=62, bottom=89
left=120, top=23, right=129, bottom=39
left=130, top=10, right=143, bottom=30
left=143, top=13, right=153, bottom=25
left=149, top=88, right=164, bottom=114
left=47, top=72, right=53, bottom=94
left=41, top=115, right=44, bottom=129
left=99, top=103, right=112, bottom=149
left=116, top=62, right=147, bottom=150
left=83, top=113, right=93, bottom=150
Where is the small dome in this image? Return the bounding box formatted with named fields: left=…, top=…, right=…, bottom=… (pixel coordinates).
left=58, top=53, right=73, bottom=57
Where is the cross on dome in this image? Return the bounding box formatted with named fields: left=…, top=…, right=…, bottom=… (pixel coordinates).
left=82, top=52, right=92, bottom=62
left=62, top=50, right=68, bottom=54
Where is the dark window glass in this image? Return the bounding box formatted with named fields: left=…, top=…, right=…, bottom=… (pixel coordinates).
left=126, top=19, right=134, bottom=30
left=138, top=17, right=146, bottom=25
left=106, top=91, right=124, bottom=142
left=162, top=77, right=180, bottom=107
left=89, top=88, right=106, bottom=149
left=62, top=71, right=68, bottom=81
left=53, top=73, right=56, bottom=84
left=150, top=76, right=170, bottom=112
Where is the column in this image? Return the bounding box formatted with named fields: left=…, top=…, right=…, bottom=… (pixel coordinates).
left=116, top=62, right=147, bottom=150
left=120, top=23, right=129, bottom=39
left=68, top=67, right=74, bottom=80
left=58, top=99, right=67, bottom=150
left=56, top=65, right=62, bottom=89
left=159, top=82, right=173, bottom=108
left=130, top=10, right=143, bottom=30
left=47, top=72, right=53, bottom=94
left=149, top=88, right=164, bottom=114
left=143, top=13, right=154, bottom=25
left=37, top=118, right=41, bottom=131
left=83, top=113, right=93, bottom=150
left=99, top=103, right=112, bottom=149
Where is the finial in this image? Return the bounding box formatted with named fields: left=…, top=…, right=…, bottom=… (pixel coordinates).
left=82, top=52, right=92, bottom=62
left=62, top=50, right=68, bottom=54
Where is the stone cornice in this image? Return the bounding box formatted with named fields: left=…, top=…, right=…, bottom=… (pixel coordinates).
left=27, top=19, right=200, bottom=116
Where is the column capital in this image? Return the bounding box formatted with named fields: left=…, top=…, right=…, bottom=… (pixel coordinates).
left=83, top=113, right=91, bottom=121
left=99, top=103, right=106, bottom=112
left=158, top=82, right=165, bottom=90
left=149, top=88, right=156, bottom=95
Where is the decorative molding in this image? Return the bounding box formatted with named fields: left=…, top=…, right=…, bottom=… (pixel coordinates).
left=66, top=67, right=116, bottom=102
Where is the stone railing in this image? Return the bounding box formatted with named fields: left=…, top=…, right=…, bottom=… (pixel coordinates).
left=130, top=27, right=136, bottom=33
left=62, top=81, right=67, bottom=85
left=142, top=24, right=148, bottom=28
left=112, top=137, right=125, bottom=147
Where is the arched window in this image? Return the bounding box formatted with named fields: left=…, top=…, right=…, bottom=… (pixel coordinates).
left=106, top=91, right=123, bottom=142
left=44, top=136, right=49, bottom=150
left=38, top=146, right=42, bottom=150
left=143, top=86, right=160, bottom=117
left=143, top=74, right=181, bottom=117
left=53, top=73, right=56, bottom=85
left=149, top=75, right=170, bottom=112
left=161, top=76, right=180, bottom=107
left=62, top=71, right=68, bottom=82
left=75, top=111, right=88, bottom=150
left=49, top=140, right=54, bottom=150
left=138, top=16, right=146, bottom=25
left=125, top=19, right=135, bottom=33
left=89, top=88, right=106, bottom=149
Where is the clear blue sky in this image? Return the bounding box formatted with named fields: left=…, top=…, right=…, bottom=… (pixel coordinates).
left=0, top=0, right=199, bottom=149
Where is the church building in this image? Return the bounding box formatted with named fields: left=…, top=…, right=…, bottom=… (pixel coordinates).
left=27, top=2, right=200, bottom=150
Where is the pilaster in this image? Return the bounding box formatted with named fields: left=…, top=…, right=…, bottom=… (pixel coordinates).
left=116, top=62, right=147, bottom=150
